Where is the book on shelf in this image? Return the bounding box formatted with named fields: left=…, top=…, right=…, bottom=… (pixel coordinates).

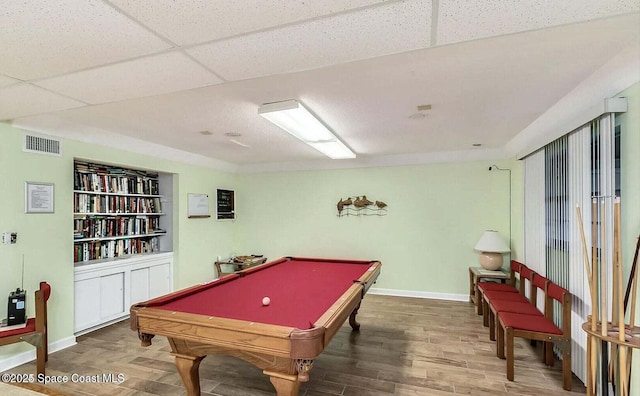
left=74, top=160, right=167, bottom=263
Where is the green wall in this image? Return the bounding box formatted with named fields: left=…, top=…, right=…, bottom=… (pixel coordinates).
left=618, top=82, right=640, bottom=396
left=0, top=120, right=520, bottom=360
left=235, top=160, right=516, bottom=295
left=0, top=123, right=237, bottom=358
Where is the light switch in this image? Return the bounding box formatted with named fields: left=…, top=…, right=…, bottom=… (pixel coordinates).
left=2, top=232, right=17, bottom=244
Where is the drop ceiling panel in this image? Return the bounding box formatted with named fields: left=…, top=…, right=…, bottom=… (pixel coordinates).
left=0, top=84, right=85, bottom=120
left=111, top=0, right=388, bottom=45
left=0, top=0, right=172, bottom=80
left=12, top=85, right=324, bottom=164
left=0, top=75, right=20, bottom=89
left=34, top=52, right=223, bottom=104
left=438, top=0, right=640, bottom=45
left=187, top=0, right=431, bottom=81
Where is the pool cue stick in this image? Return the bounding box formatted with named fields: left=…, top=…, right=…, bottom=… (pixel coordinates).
left=625, top=238, right=639, bottom=392
left=608, top=201, right=619, bottom=386
left=623, top=237, right=639, bottom=310
left=591, top=198, right=600, bottom=393
left=628, top=239, right=639, bottom=330
left=614, top=198, right=626, bottom=395
left=577, top=205, right=596, bottom=310
left=577, top=204, right=598, bottom=393
left=601, top=198, right=609, bottom=396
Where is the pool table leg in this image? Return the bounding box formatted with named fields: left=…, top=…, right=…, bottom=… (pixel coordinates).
left=175, top=354, right=204, bottom=396
left=266, top=371, right=301, bottom=396
left=349, top=301, right=361, bottom=330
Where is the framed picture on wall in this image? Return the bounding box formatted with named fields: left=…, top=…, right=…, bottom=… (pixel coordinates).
left=187, top=193, right=211, bottom=218
left=25, top=181, right=54, bottom=213
left=216, top=189, right=235, bottom=220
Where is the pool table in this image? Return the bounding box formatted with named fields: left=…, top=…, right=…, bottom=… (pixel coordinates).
left=130, top=256, right=381, bottom=396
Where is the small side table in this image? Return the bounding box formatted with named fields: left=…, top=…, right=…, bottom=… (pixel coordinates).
left=468, top=266, right=509, bottom=315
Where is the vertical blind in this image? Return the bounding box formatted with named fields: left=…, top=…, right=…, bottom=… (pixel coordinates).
left=545, top=135, right=569, bottom=295
left=568, top=124, right=593, bottom=385
left=523, top=114, right=618, bottom=386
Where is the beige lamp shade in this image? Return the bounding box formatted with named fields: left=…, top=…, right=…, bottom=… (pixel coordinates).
left=474, top=230, right=510, bottom=270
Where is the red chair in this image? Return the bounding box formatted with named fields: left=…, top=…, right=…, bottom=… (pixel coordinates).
left=0, top=282, right=51, bottom=375
left=482, top=265, right=535, bottom=329
left=486, top=266, right=541, bottom=340
left=476, top=260, right=523, bottom=314
left=496, top=276, right=572, bottom=390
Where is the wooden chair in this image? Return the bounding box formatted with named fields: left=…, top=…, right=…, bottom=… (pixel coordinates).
left=482, top=264, right=534, bottom=330
left=478, top=260, right=525, bottom=301
left=214, top=257, right=267, bottom=277
left=0, top=282, right=51, bottom=375
left=486, top=265, right=540, bottom=340
left=496, top=276, right=572, bottom=390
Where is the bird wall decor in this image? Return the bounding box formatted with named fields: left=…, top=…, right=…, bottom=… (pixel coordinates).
left=375, top=200, right=387, bottom=209
left=337, top=195, right=387, bottom=217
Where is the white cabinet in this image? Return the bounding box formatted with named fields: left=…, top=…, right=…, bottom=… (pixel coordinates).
left=100, top=273, right=124, bottom=319
left=130, top=268, right=149, bottom=304
left=129, top=263, right=171, bottom=305
left=149, top=263, right=171, bottom=298
left=74, top=278, right=101, bottom=331
left=74, top=252, right=173, bottom=334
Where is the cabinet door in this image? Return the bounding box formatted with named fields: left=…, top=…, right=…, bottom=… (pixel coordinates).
left=74, top=277, right=101, bottom=331
left=149, top=263, right=171, bottom=298
left=130, top=267, right=149, bottom=304
left=100, top=273, right=125, bottom=319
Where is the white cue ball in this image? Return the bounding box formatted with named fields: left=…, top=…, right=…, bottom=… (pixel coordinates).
left=262, top=297, right=270, bottom=306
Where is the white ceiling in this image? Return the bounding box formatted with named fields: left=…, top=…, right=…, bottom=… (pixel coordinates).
left=1, top=0, right=639, bottom=172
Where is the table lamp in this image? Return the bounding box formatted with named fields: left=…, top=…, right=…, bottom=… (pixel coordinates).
left=474, top=230, right=510, bottom=270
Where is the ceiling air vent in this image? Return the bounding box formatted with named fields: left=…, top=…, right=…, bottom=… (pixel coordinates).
left=23, top=134, right=62, bottom=156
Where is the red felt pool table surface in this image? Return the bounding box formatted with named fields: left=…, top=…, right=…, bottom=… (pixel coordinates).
left=131, top=256, right=381, bottom=396
left=147, top=257, right=376, bottom=330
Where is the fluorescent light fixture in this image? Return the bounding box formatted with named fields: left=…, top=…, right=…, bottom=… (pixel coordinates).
left=258, top=100, right=355, bottom=159
left=308, top=141, right=355, bottom=159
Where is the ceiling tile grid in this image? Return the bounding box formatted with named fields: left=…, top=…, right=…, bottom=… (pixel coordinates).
left=0, top=0, right=172, bottom=80
left=0, top=84, right=85, bottom=120
left=1, top=1, right=639, bottom=168
left=33, top=51, right=224, bottom=104
left=437, top=0, right=640, bottom=45
left=186, top=0, right=431, bottom=81
left=63, top=84, right=324, bottom=164
left=111, top=0, right=389, bottom=45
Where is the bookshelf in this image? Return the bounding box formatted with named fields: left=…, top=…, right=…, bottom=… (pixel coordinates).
left=73, top=160, right=168, bottom=263
left=73, top=160, right=174, bottom=334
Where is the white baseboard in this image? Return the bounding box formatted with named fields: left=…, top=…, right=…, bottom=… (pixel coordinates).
left=0, top=336, right=76, bottom=372
left=0, top=291, right=466, bottom=372
left=369, top=287, right=469, bottom=302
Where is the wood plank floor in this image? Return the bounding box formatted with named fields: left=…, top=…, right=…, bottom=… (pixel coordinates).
left=7, top=295, right=586, bottom=395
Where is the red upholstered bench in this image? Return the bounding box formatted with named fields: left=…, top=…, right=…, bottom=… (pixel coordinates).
left=496, top=276, right=572, bottom=390
left=0, top=282, right=51, bottom=375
